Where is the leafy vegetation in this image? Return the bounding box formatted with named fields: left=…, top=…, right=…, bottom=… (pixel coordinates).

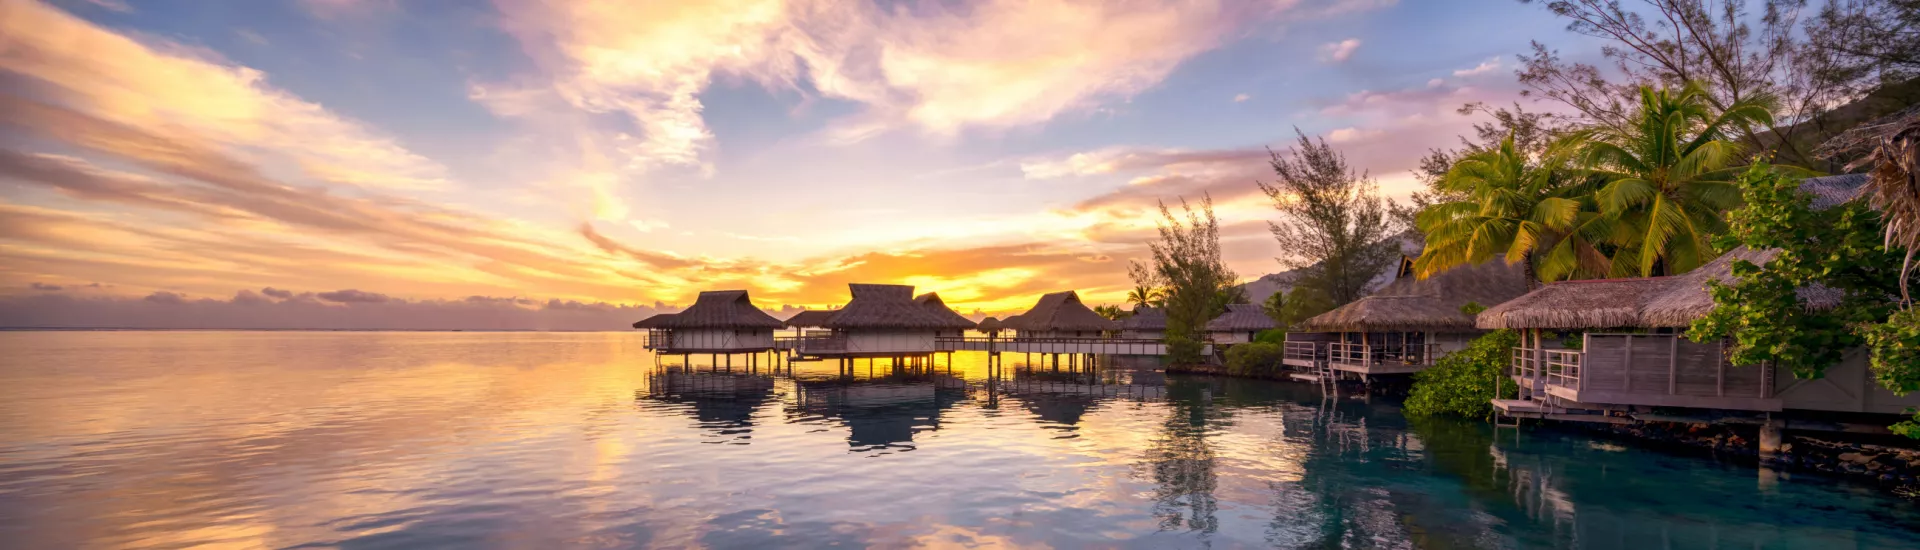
left=1405, top=330, right=1521, bottom=418
left=1131, top=195, right=1240, bottom=365
left=1224, top=342, right=1285, bottom=377
left=1413, top=133, right=1607, bottom=281
left=1690, top=162, right=1919, bottom=436
left=1093, top=304, right=1130, bottom=321
left=1253, top=329, right=1287, bottom=345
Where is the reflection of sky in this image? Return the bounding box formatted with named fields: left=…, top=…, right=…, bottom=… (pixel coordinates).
left=4, top=332, right=1919, bottom=548
left=0, top=0, right=1609, bottom=316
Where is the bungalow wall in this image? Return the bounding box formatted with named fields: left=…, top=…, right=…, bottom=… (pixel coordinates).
left=846, top=330, right=937, bottom=354
left=1121, top=329, right=1165, bottom=340
left=1209, top=330, right=1258, bottom=344
left=1775, top=348, right=1920, bottom=415
left=663, top=329, right=774, bottom=351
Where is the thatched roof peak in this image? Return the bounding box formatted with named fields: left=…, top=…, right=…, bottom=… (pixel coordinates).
left=913, top=292, right=980, bottom=330
left=631, top=290, right=782, bottom=329
left=784, top=309, right=838, bottom=328
left=1120, top=306, right=1166, bottom=330
left=1207, top=303, right=1277, bottom=332
left=821, top=284, right=956, bottom=329
left=1296, top=254, right=1531, bottom=333
left=1010, top=291, right=1117, bottom=332
left=975, top=316, right=1004, bottom=333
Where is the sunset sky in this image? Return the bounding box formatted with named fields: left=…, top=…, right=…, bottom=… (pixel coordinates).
left=0, top=0, right=1599, bottom=324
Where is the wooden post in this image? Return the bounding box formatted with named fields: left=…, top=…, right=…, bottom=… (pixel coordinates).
left=1623, top=334, right=1633, bottom=393
left=1669, top=336, right=1679, bottom=395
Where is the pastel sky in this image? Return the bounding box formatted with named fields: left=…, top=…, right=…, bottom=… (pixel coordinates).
left=0, top=0, right=1600, bottom=321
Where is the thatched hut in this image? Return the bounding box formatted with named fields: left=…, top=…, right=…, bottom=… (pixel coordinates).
left=1292, top=254, right=1531, bottom=375
left=1205, top=304, right=1277, bottom=345
left=632, top=290, right=783, bottom=353
left=1007, top=291, right=1117, bottom=338
left=1119, top=306, right=1166, bottom=340
left=812, top=284, right=956, bottom=356
left=914, top=292, right=980, bottom=338
left=975, top=316, right=1005, bottom=337
left=1483, top=174, right=1920, bottom=417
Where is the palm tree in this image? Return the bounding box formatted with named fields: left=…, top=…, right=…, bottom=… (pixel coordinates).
left=1093, top=304, right=1131, bottom=321
left=1821, top=105, right=1920, bottom=303
left=1126, top=285, right=1164, bottom=310
left=1571, top=82, right=1776, bottom=277
left=1412, top=133, right=1614, bottom=282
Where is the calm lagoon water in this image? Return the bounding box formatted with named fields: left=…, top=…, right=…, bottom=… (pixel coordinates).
left=1, top=331, right=1917, bottom=549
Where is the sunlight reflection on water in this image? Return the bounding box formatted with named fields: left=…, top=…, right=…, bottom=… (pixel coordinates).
left=0, top=331, right=1916, bottom=549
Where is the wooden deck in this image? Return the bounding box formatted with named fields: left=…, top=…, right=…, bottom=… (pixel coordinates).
left=1325, top=342, right=1439, bottom=375
left=1511, top=334, right=1783, bottom=412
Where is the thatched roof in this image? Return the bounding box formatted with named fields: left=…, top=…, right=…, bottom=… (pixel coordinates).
left=820, top=284, right=955, bottom=329
left=1296, top=254, right=1531, bottom=332
left=1009, top=291, right=1117, bottom=332
left=913, top=292, right=979, bottom=330
left=975, top=316, right=1005, bottom=333
left=1207, top=303, right=1278, bottom=332
left=1120, top=306, right=1166, bottom=330
left=1478, top=174, right=1867, bottom=331
left=1475, top=277, right=1672, bottom=330
left=784, top=309, right=838, bottom=328
left=630, top=290, right=781, bottom=329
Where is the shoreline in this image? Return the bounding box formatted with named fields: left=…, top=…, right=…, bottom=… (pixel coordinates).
left=1170, top=364, right=1920, bottom=498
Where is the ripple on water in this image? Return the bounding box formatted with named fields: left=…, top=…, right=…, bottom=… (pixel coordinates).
left=1, top=332, right=1918, bottom=549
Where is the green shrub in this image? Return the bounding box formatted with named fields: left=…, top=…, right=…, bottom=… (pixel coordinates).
left=1405, top=330, right=1520, bottom=419
left=1225, top=342, right=1284, bottom=376
left=1253, top=329, right=1287, bottom=345
left=1166, top=334, right=1205, bottom=366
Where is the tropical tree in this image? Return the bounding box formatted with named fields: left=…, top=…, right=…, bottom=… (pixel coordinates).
left=1126, top=285, right=1166, bottom=310
left=1093, top=304, right=1131, bottom=321
left=1130, top=194, right=1241, bottom=365
left=1412, top=133, right=1612, bottom=281
left=1570, top=82, right=1776, bottom=277
left=1259, top=129, right=1403, bottom=306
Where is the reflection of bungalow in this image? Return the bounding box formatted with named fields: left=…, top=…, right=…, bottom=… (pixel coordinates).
left=1291, top=255, right=1530, bottom=376
left=633, top=290, right=782, bottom=354
left=1482, top=174, right=1920, bottom=418
left=803, top=284, right=964, bottom=357
left=1120, top=306, right=1166, bottom=340
left=914, top=292, right=979, bottom=338
left=641, top=370, right=777, bottom=431
left=1206, top=304, right=1276, bottom=345
left=792, top=375, right=969, bottom=449
left=1009, top=291, right=1117, bottom=338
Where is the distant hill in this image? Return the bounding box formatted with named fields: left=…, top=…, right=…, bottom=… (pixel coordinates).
left=1240, top=232, right=1423, bottom=306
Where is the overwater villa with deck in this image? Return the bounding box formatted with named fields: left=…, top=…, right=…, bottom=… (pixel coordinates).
left=633, top=290, right=784, bottom=362
left=1285, top=255, right=1531, bottom=378
left=1481, top=174, right=1920, bottom=425
left=1009, top=291, right=1117, bottom=338
left=796, top=283, right=976, bottom=362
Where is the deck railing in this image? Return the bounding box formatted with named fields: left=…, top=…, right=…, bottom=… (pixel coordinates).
left=795, top=334, right=849, bottom=353
left=1283, top=341, right=1321, bottom=362
left=1544, top=349, right=1583, bottom=391
left=1327, top=342, right=1439, bottom=367
left=933, top=336, right=1169, bottom=355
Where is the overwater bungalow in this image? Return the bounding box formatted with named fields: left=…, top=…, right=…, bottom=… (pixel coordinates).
left=1482, top=174, right=1920, bottom=422
left=1205, top=304, right=1276, bottom=345
left=1287, top=255, right=1530, bottom=376
left=974, top=316, right=1006, bottom=337
left=913, top=292, right=978, bottom=338
left=801, top=284, right=965, bottom=360
left=1007, top=291, right=1117, bottom=338
left=633, top=290, right=783, bottom=356
left=1119, top=306, right=1166, bottom=340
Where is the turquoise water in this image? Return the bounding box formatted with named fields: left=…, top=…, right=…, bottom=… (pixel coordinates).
left=0, top=331, right=1915, bottom=549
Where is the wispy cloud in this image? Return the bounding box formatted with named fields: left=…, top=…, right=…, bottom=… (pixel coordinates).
left=1318, top=38, right=1362, bottom=63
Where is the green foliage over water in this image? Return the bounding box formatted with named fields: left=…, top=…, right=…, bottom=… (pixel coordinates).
left=1224, top=342, right=1283, bottom=377
left=1405, top=330, right=1520, bottom=419
left=1253, top=329, right=1286, bottom=345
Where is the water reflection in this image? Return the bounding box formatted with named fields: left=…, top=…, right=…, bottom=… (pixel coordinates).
left=3, top=332, right=1918, bottom=549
